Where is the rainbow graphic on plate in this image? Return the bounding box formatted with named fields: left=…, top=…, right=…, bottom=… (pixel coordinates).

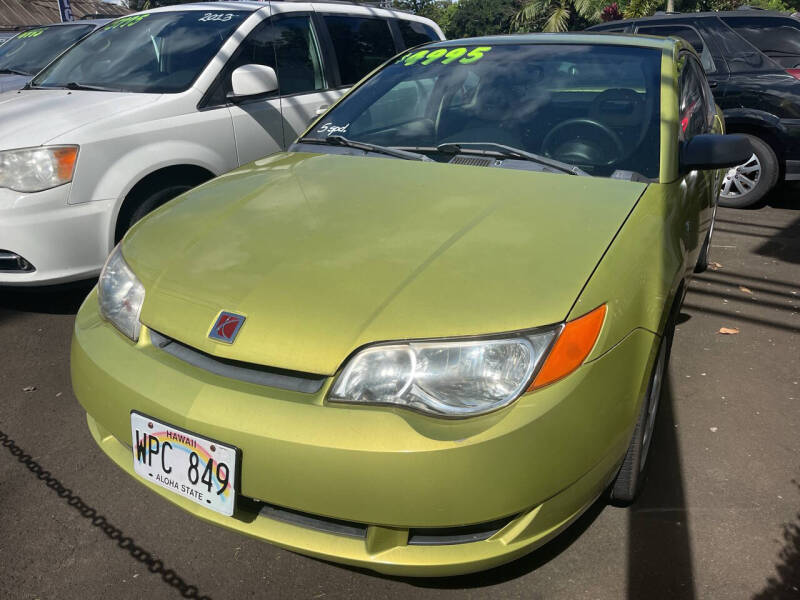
left=130, top=413, right=237, bottom=516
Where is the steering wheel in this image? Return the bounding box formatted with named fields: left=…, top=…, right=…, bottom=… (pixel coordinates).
left=541, top=118, right=626, bottom=166
left=589, top=88, right=645, bottom=128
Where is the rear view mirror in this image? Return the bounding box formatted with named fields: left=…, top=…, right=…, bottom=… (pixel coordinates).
left=680, top=134, right=752, bottom=173
left=227, top=64, right=278, bottom=102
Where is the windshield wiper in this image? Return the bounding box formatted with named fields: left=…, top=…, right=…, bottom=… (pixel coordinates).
left=62, top=81, right=119, bottom=92
left=436, top=142, right=590, bottom=176
left=298, top=135, right=431, bottom=162
left=0, top=68, right=30, bottom=76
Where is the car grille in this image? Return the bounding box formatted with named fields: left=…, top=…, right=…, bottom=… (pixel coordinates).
left=149, top=329, right=326, bottom=394
left=449, top=155, right=495, bottom=167
left=252, top=497, right=516, bottom=545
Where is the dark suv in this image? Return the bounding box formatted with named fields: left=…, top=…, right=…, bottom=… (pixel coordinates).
left=590, top=9, right=800, bottom=207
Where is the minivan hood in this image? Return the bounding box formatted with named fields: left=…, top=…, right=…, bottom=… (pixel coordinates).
left=0, top=74, right=30, bottom=94
left=0, top=89, right=160, bottom=147
left=125, top=153, right=646, bottom=375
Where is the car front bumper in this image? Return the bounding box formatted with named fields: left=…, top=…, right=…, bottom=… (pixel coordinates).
left=0, top=186, right=113, bottom=286
left=72, top=289, right=658, bottom=576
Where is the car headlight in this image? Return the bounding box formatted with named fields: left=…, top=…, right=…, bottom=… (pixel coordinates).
left=98, top=245, right=145, bottom=342
left=0, top=145, right=79, bottom=192
left=328, top=304, right=607, bottom=418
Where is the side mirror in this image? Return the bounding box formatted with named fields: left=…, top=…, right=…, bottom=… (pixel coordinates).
left=227, top=64, right=278, bottom=102
left=680, top=134, right=752, bottom=173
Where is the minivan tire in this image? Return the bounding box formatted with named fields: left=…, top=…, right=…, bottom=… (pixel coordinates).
left=115, top=183, right=195, bottom=243
left=718, top=134, right=778, bottom=208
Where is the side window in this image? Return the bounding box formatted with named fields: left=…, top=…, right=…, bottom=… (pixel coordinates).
left=638, top=25, right=716, bottom=73
left=206, top=15, right=324, bottom=105
left=351, top=78, right=435, bottom=135
left=270, top=15, right=325, bottom=95
left=396, top=19, right=439, bottom=48
left=721, top=16, right=800, bottom=68
left=679, top=55, right=710, bottom=141
left=323, top=16, right=396, bottom=86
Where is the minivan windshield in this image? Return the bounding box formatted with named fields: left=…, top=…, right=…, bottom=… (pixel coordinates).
left=0, top=24, right=95, bottom=76
left=32, top=11, right=247, bottom=93
left=302, top=43, right=662, bottom=178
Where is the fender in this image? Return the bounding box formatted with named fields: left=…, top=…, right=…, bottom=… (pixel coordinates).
left=720, top=107, right=788, bottom=142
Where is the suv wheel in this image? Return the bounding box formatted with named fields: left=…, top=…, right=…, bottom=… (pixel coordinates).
left=719, top=134, right=778, bottom=208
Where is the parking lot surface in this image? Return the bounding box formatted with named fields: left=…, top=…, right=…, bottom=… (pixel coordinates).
left=1, top=192, right=798, bottom=600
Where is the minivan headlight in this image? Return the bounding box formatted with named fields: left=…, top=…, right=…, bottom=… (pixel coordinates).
left=98, top=245, right=145, bottom=341
left=0, top=145, right=78, bottom=192
left=328, top=330, right=558, bottom=417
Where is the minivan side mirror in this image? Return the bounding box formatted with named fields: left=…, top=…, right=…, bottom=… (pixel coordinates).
left=680, top=134, right=752, bottom=173
left=227, top=64, right=278, bottom=102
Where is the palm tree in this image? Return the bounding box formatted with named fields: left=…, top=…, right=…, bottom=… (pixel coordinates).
left=513, top=0, right=604, bottom=32
left=514, top=0, right=666, bottom=32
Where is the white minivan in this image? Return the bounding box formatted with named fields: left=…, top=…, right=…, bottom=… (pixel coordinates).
left=0, top=1, right=443, bottom=285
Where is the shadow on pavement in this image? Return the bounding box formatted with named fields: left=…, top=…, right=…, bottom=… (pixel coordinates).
left=0, top=280, right=94, bottom=316
left=0, top=428, right=212, bottom=600
left=752, top=480, right=800, bottom=600
left=627, top=377, right=695, bottom=600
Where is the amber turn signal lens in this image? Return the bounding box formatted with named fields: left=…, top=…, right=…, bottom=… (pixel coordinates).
left=529, top=304, right=607, bottom=390
left=53, top=147, right=78, bottom=181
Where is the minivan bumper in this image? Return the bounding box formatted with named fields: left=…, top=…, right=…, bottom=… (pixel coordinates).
left=0, top=186, right=112, bottom=285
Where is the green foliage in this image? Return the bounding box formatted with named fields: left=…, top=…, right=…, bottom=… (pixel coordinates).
left=622, top=0, right=663, bottom=17
left=443, top=0, right=520, bottom=38
left=513, top=0, right=605, bottom=32
left=392, top=0, right=458, bottom=34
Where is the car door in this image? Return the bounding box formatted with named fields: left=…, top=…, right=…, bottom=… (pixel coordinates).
left=214, top=12, right=332, bottom=165
left=677, top=51, right=717, bottom=269
left=267, top=7, right=342, bottom=149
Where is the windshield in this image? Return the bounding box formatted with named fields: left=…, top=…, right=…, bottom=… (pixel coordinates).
left=0, top=25, right=95, bottom=75
left=32, top=11, right=248, bottom=93
left=303, top=43, right=662, bottom=178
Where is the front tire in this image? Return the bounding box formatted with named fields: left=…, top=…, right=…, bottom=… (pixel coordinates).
left=718, top=134, right=778, bottom=208
left=115, top=183, right=195, bottom=243
left=609, top=315, right=673, bottom=504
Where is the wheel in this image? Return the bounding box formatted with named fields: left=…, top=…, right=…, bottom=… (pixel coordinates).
left=718, top=134, right=778, bottom=208
left=609, top=314, right=673, bottom=504
left=115, top=183, right=195, bottom=243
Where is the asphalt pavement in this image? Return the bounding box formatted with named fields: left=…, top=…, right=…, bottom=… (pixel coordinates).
left=0, top=189, right=798, bottom=600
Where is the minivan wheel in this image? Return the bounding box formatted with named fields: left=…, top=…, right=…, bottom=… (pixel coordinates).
left=718, top=134, right=778, bottom=208
left=115, top=183, right=194, bottom=243
left=609, top=317, right=673, bottom=505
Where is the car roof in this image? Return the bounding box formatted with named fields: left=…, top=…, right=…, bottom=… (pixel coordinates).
left=590, top=8, right=800, bottom=27
left=433, top=32, right=677, bottom=51
left=144, top=1, right=428, bottom=20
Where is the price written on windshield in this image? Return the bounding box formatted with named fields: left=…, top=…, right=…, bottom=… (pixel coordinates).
left=396, top=46, right=492, bottom=67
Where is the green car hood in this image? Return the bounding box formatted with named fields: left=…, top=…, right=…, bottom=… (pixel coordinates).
left=124, top=152, right=646, bottom=375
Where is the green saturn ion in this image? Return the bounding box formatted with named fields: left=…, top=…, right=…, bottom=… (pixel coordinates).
left=71, top=34, right=751, bottom=576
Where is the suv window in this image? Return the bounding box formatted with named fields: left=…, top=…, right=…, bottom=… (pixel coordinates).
left=323, top=16, right=396, bottom=86
left=637, top=24, right=716, bottom=73
left=721, top=16, right=800, bottom=68
left=396, top=19, right=439, bottom=48
left=679, top=54, right=710, bottom=141
left=206, top=14, right=325, bottom=105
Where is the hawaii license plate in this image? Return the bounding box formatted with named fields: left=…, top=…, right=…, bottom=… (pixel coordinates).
left=130, top=412, right=237, bottom=516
